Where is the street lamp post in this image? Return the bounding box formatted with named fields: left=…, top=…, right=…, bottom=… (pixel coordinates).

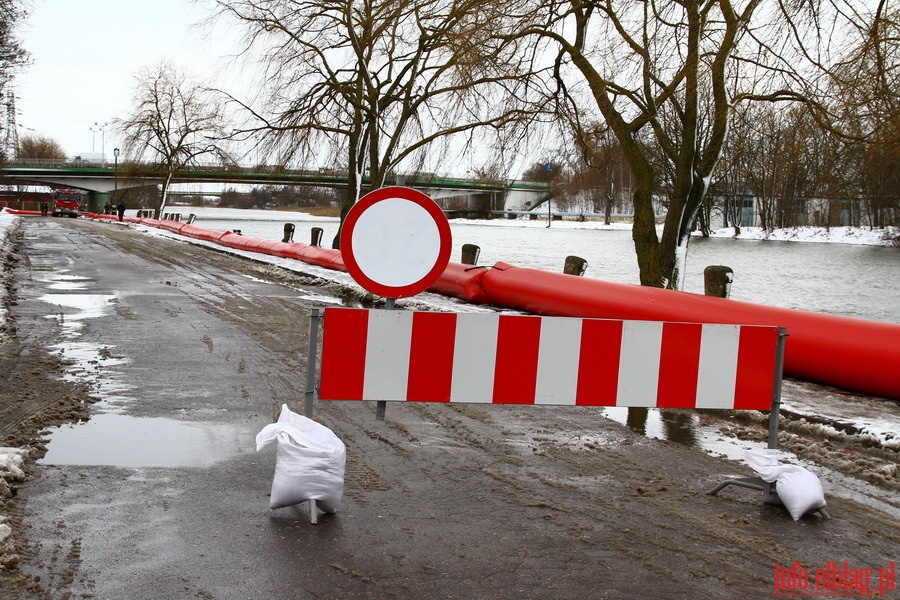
left=113, top=148, right=120, bottom=205
left=90, top=121, right=109, bottom=157
left=545, top=161, right=553, bottom=228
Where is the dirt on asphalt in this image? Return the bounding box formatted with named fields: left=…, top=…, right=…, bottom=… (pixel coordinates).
left=0, top=216, right=896, bottom=599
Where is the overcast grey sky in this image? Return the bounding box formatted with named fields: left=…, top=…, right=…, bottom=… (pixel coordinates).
left=12, top=0, right=529, bottom=176
left=14, top=0, right=237, bottom=159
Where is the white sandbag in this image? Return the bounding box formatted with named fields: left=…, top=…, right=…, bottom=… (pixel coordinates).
left=256, top=404, right=346, bottom=512
left=745, top=449, right=826, bottom=520
left=744, top=448, right=785, bottom=483
left=774, top=465, right=827, bottom=521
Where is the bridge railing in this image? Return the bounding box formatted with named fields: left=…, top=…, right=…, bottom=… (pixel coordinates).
left=2, top=158, right=550, bottom=193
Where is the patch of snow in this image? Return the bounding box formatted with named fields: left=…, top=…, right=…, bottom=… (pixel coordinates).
left=702, top=225, right=897, bottom=246
left=0, top=447, right=26, bottom=480
left=0, top=211, right=20, bottom=345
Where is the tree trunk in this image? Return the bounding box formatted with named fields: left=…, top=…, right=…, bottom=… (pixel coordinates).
left=631, top=181, right=663, bottom=287
left=604, top=191, right=613, bottom=226
left=156, top=169, right=175, bottom=218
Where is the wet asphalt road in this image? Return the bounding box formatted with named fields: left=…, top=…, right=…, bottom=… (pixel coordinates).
left=9, top=217, right=899, bottom=600
left=13, top=217, right=346, bottom=598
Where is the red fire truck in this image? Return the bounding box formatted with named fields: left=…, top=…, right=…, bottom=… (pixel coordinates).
left=51, top=189, right=82, bottom=218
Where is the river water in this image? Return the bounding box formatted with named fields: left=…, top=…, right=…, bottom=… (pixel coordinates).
left=181, top=206, right=900, bottom=324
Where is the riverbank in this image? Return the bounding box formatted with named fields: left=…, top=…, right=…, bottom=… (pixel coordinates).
left=158, top=206, right=899, bottom=246
left=703, top=225, right=898, bottom=247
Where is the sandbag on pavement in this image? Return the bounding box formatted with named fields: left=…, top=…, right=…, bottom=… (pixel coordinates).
left=256, top=404, right=346, bottom=512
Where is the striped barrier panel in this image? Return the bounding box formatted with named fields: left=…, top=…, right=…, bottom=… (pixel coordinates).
left=317, top=307, right=781, bottom=410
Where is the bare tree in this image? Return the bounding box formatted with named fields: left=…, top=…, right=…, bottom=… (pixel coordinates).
left=711, top=0, right=898, bottom=234
left=508, top=0, right=881, bottom=288
left=213, top=0, right=549, bottom=247
left=508, top=0, right=754, bottom=287
left=118, top=62, right=232, bottom=216
left=17, top=134, right=67, bottom=160
left=565, top=123, right=633, bottom=224
left=825, top=1, right=899, bottom=227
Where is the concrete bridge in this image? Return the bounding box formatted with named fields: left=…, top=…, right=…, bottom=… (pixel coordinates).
left=0, top=159, right=549, bottom=216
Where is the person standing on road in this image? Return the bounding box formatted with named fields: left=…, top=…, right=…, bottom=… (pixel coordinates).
left=40, top=201, right=48, bottom=216
left=117, top=201, right=126, bottom=222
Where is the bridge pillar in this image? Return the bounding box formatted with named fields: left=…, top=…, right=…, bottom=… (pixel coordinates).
left=87, top=191, right=110, bottom=214
left=467, top=193, right=491, bottom=218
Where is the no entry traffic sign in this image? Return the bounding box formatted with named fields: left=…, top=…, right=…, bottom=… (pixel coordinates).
left=340, top=187, right=452, bottom=299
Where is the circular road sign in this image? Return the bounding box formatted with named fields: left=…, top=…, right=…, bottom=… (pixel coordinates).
left=340, top=186, right=452, bottom=299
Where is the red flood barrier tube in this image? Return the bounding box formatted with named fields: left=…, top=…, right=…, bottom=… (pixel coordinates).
left=289, top=245, right=346, bottom=271
left=481, top=262, right=900, bottom=400
left=179, top=223, right=229, bottom=243
left=139, top=217, right=186, bottom=234
left=215, top=234, right=350, bottom=272
left=2, top=208, right=42, bottom=216
left=218, top=233, right=290, bottom=256
left=427, top=262, right=491, bottom=303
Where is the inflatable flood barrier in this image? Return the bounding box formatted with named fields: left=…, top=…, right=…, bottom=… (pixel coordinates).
left=481, top=262, right=900, bottom=400
left=63, top=212, right=900, bottom=400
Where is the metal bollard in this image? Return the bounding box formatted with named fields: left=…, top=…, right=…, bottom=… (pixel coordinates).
left=283, top=223, right=295, bottom=243
left=461, top=243, right=480, bottom=265
left=311, top=227, right=323, bottom=247
left=704, top=265, right=734, bottom=298
left=187, top=214, right=196, bottom=224
left=564, top=255, right=588, bottom=276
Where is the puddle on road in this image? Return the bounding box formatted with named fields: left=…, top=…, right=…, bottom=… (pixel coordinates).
left=33, top=275, right=264, bottom=469
left=603, top=407, right=701, bottom=446
left=39, top=293, right=118, bottom=337
left=38, top=414, right=257, bottom=468
left=601, top=406, right=750, bottom=459
left=42, top=274, right=93, bottom=291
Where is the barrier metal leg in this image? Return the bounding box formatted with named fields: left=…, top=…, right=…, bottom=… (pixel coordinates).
left=706, top=328, right=829, bottom=520
left=707, top=477, right=769, bottom=496
left=309, top=499, right=319, bottom=524
left=304, top=309, right=321, bottom=418
left=707, top=328, right=788, bottom=498
left=706, top=329, right=831, bottom=520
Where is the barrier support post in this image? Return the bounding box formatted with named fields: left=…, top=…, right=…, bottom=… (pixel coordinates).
left=305, top=309, right=321, bottom=419
left=707, top=328, right=830, bottom=519
left=375, top=299, right=395, bottom=421
left=303, top=308, right=322, bottom=524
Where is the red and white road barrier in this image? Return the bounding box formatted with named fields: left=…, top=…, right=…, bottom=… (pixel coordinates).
left=319, top=307, right=780, bottom=410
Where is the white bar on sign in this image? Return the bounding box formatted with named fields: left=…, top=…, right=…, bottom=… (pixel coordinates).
left=363, top=310, right=413, bottom=401
left=450, top=313, right=499, bottom=403
left=695, top=324, right=740, bottom=408
left=534, top=317, right=582, bottom=405
left=616, top=321, right=662, bottom=407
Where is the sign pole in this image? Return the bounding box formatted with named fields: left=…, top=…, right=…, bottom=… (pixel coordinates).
left=376, top=298, right=397, bottom=420
left=338, top=187, right=452, bottom=422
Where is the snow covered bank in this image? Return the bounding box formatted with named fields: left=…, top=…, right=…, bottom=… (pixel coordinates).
left=702, top=225, right=898, bottom=246
left=0, top=211, right=19, bottom=346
